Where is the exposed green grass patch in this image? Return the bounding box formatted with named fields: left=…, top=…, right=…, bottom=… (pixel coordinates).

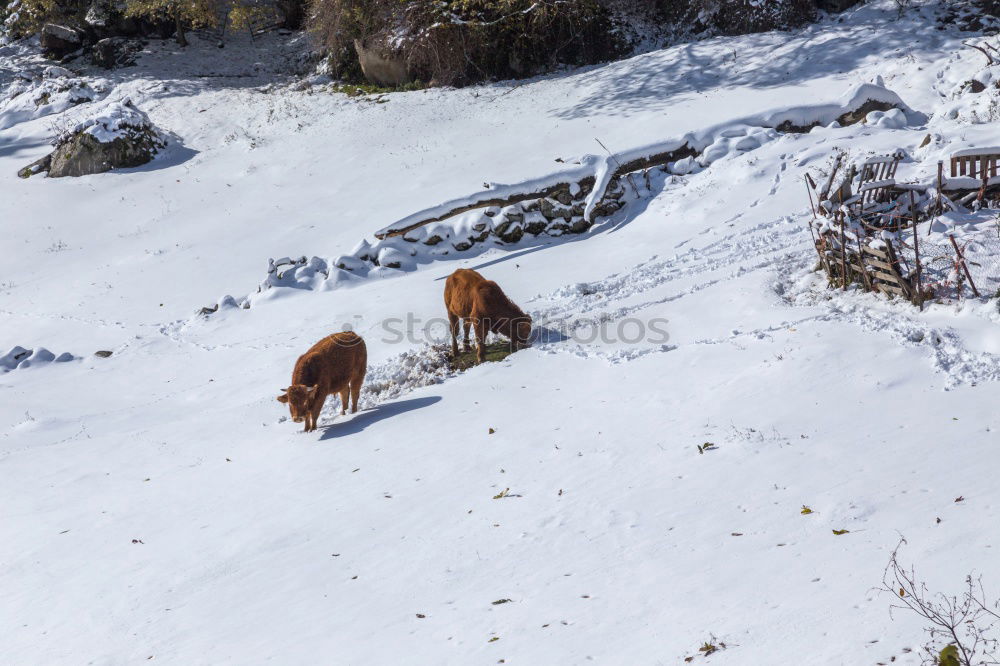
left=448, top=341, right=517, bottom=371
left=329, top=81, right=427, bottom=98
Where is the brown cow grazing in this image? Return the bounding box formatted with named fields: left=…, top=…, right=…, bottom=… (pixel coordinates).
left=444, top=268, right=532, bottom=363
left=277, top=331, right=367, bottom=432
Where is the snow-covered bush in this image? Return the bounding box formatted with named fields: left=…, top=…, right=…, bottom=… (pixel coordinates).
left=53, top=96, right=160, bottom=147
left=0, top=67, right=106, bottom=131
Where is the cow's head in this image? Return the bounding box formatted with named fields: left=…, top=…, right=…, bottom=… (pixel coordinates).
left=277, top=384, right=318, bottom=423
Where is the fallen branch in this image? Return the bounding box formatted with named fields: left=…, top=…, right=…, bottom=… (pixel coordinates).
left=964, top=40, right=996, bottom=66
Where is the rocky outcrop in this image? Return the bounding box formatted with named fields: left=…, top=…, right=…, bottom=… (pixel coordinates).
left=49, top=129, right=158, bottom=177
left=17, top=154, right=52, bottom=179
left=353, top=39, right=411, bottom=87
left=91, top=37, right=143, bottom=69
left=40, top=24, right=83, bottom=59
left=18, top=98, right=165, bottom=179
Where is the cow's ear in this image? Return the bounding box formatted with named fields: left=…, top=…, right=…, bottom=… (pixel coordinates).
left=276, top=393, right=289, bottom=403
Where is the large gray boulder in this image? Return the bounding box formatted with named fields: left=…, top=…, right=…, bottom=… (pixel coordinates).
left=353, top=39, right=412, bottom=87
left=49, top=130, right=159, bottom=177
left=18, top=98, right=165, bottom=179
left=91, top=37, right=142, bottom=70
left=40, top=24, right=83, bottom=59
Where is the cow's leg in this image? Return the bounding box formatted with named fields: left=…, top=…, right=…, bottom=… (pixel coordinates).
left=310, top=397, right=325, bottom=431
left=349, top=382, right=361, bottom=414
left=349, top=365, right=365, bottom=414
left=339, top=387, right=349, bottom=416
left=474, top=319, right=487, bottom=363
left=448, top=312, right=460, bottom=357
left=462, top=319, right=472, bottom=351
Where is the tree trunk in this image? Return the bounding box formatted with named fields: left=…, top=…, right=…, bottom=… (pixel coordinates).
left=174, top=6, right=187, bottom=47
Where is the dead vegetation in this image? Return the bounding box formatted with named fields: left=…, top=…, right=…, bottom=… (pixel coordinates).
left=880, top=539, right=1000, bottom=666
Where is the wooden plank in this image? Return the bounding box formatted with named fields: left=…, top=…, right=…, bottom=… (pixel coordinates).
left=862, top=247, right=890, bottom=261
left=866, top=258, right=898, bottom=273
left=862, top=243, right=889, bottom=256
left=871, top=276, right=902, bottom=289
left=868, top=259, right=897, bottom=272
left=869, top=264, right=897, bottom=276
left=863, top=155, right=899, bottom=165
left=870, top=266, right=906, bottom=282
left=876, top=283, right=906, bottom=296
left=872, top=274, right=906, bottom=287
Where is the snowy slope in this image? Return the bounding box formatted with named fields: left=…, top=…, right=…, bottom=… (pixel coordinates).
left=3, top=1, right=1000, bottom=664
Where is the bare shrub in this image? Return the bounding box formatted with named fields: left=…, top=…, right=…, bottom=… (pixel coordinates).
left=687, top=0, right=816, bottom=34
left=881, top=538, right=1000, bottom=665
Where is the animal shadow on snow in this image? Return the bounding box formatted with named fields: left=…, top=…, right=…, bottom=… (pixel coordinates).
left=531, top=325, right=569, bottom=344
left=319, top=395, right=442, bottom=440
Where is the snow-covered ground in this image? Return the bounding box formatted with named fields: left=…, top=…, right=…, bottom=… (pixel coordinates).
left=3, top=1, right=1000, bottom=663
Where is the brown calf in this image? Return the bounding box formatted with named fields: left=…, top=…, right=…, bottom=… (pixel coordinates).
left=277, top=331, right=367, bottom=432
left=444, top=268, right=532, bottom=363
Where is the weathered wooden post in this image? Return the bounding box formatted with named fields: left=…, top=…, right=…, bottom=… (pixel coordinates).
left=839, top=210, right=848, bottom=290
left=910, top=191, right=923, bottom=310
left=949, top=235, right=981, bottom=298
left=937, top=160, right=944, bottom=214
left=805, top=175, right=818, bottom=218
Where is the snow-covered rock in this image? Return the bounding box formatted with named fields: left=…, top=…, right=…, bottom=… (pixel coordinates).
left=0, top=70, right=105, bottom=132
left=21, top=98, right=167, bottom=178
left=39, top=23, right=82, bottom=59
left=1, top=346, right=76, bottom=372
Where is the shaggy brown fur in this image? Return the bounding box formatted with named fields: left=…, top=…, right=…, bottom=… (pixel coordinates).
left=444, top=268, right=532, bottom=363
left=277, top=331, right=367, bottom=432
